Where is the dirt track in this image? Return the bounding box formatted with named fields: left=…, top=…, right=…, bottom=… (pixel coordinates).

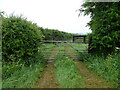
left=34, top=47, right=59, bottom=88
left=66, top=46, right=114, bottom=88
left=34, top=44, right=114, bottom=88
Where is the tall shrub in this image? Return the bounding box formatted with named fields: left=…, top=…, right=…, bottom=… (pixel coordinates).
left=2, top=15, right=43, bottom=63
left=80, top=2, right=120, bottom=55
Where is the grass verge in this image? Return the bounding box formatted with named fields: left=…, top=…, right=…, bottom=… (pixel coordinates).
left=69, top=43, right=119, bottom=87
left=2, top=54, right=46, bottom=88
left=78, top=52, right=119, bottom=87
left=2, top=43, right=55, bottom=88
left=0, top=62, right=2, bottom=89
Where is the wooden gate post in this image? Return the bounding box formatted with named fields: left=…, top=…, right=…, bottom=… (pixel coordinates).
left=83, top=36, right=86, bottom=43
left=73, top=36, right=75, bottom=43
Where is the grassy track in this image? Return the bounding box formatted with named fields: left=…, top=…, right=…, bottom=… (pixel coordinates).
left=83, top=54, right=119, bottom=87
left=2, top=43, right=119, bottom=88
left=70, top=43, right=119, bottom=88
left=65, top=45, right=114, bottom=88
left=54, top=45, right=85, bottom=88
left=2, top=43, right=55, bottom=88
left=34, top=46, right=59, bottom=88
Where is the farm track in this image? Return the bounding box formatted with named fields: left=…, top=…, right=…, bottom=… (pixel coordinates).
left=66, top=46, right=114, bottom=88
left=34, top=43, right=114, bottom=88
left=34, top=46, right=59, bottom=88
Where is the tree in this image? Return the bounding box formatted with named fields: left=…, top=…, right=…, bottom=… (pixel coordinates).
left=79, top=2, right=120, bottom=55
left=0, top=11, right=4, bottom=17
left=41, top=28, right=74, bottom=41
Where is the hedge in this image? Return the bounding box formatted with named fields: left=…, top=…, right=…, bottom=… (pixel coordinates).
left=2, top=15, right=43, bottom=64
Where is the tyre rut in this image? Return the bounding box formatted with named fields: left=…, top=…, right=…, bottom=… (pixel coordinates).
left=65, top=46, right=114, bottom=88
left=34, top=47, right=59, bottom=88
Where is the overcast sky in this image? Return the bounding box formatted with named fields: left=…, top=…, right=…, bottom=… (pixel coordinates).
left=0, top=0, right=92, bottom=34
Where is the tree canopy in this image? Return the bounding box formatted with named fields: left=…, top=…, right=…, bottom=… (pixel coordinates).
left=41, top=28, right=76, bottom=41
left=80, top=2, right=120, bottom=55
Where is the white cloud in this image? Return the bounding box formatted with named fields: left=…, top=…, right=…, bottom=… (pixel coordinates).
left=0, top=0, right=92, bottom=34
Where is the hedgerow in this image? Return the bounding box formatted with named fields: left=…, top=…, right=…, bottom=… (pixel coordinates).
left=2, top=15, right=43, bottom=64
left=41, top=28, right=75, bottom=41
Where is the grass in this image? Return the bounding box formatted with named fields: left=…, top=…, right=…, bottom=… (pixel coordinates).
left=0, top=62, right=2, bottom=89
left=78, top=51, right=119, bottom=87
left=2, top=43, right=55, bottom=88
left=68, top=43, right=88, bottom=52
left=2, top=54, right=46, bottom=88
left=3, top=61, right=45, bottom=88
left=69, top=43, right=119, bottom=87
left=54, top=46, right=85, bottom=88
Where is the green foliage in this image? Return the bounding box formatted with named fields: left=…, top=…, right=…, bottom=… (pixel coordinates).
left=0, top=63, right=1, bottom=90
left=41, top=28, right=75, bottom=41
left=80, top=2, right=120, bottom=55
left=2, top=59, right=46, bottom=88
left=2, top=43, right=57, bottom=88
left=0, top=11, right=4, bottom=17
left=2, top=15, right=43, bottom=63
left=2, top=52, right=45, bottom=80
left=55, top=57, right=85, bottom=88
left=78, top=52, right=119, bottom=87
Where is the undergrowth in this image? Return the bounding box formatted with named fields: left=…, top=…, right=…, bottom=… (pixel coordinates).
left=2, top=43, right=55, bottom=88
left=2, top=53, right=46, bottom=88
left=69, top=43, right=119, bottom=87
left=3, top=60, right=45, bottom=88
left=0, top=62, right=1, bottom=89
left=78, top=52, right=119, bottom=87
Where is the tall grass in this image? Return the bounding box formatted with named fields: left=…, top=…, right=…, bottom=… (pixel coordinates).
left=2, top=54, right=46, bottom=88
left=69, top=43, right=119, bottom=87
left=54, top=46, right=85, bottom=88
left=78, top=52, right=119, bottom=87
left=3, top=61, right=45, bottom=88
left=0, top=62, right=2, bottom=89
left=2, top=43, right=55, bottom=88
